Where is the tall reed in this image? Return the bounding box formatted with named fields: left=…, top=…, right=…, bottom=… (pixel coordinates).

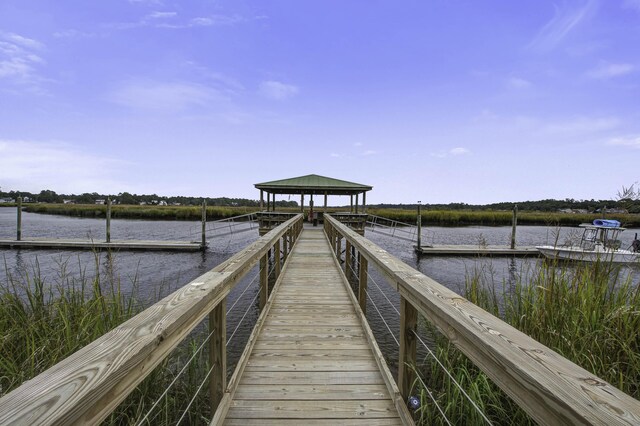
left=412, top=260, right=640, bottom=425
left=0, top=254, right=214, bottom=425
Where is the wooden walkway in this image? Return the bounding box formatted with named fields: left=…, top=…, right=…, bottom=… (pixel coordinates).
left=415, top=244, right=539, bottom=256
left=223, top=229, right=405, bottom=425
left=0, top=238, right=203, bottom=251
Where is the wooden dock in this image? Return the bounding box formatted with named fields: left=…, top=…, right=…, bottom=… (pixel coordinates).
left=219, top=229, right=408, bottom=424
left=415, top=245, right=540, bottom=257
left=0, top=238, right=204, bottom=251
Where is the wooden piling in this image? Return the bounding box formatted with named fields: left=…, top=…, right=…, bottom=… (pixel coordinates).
left=511, top=204, right=518, bottom=249
left=358, top=254, right=368, bottom=314
left=274, top=239, right=281, bottom=279
left=399, top=297, right=417, bottom=399
left=259, top=254, right=268, bottom=310
left=209, top=298, right=226, bottom=411
left=106, top=198, right=111, bottom=243
left=202, top=200, right=207, bottom=249
left=16, top=196, right=22, bottom=241
left=417, top=201, right=422, bottom=249
left=345, top=240, right=352, bottom=279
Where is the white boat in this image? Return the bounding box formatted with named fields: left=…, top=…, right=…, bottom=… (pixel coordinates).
left=536, top=220, right=640, bottom=264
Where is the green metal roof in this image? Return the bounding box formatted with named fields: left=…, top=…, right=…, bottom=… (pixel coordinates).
left=255, top=174, right=372, bottom=195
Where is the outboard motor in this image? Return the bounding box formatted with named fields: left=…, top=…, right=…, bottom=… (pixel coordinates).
left=633, top=233, right=640, bottom=253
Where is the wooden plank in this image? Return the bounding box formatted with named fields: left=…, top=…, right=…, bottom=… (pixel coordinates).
left=225, top=399, right=399, bottom=419
left=233, top=384, right=391, bottom=400
left=224, top=418, right=402, bottom=425
left=244, top=359, right=379, bottom=372
left=416, top=244, right=539, bottom=256
left=238, top=371, right=386, bottom=385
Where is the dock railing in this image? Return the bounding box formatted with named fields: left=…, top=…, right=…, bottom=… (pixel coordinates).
left=324, top=214, right=640, bottom=425
left=0, top=214, right=303, bottom=425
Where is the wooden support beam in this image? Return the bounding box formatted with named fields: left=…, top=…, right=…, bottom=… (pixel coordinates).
left=345, top=240, right=352, bottom=279
left=209, top=298, right=226, bottom=411
left=355, top=193, right=359, bottom=213
left=358, top=253, right=368, bottom=314
left=274, top=239, right=281, bottom=279
left=16, top=196, right=22, bottom=241
left=399, top=297, right=417, bottom=399
left=511, top=204, right=518, bottom=249
left=363, top=191, right=367, bottom=213
left=201, top=200, right=207, bottom=248
left=324, top=191, right=327, bottom=213
left=106, top=198, right=112, bottom=243
left=350, top=195, right=353, bottom=213
left=259, top=254, right=268, bottom=310
left=259, top=190, right=263, bottom=210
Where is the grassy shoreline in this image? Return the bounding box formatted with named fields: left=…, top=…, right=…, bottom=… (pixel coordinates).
left=14, top=203, right=640, bottom=227
left=413, top=260, right=640, bottom=424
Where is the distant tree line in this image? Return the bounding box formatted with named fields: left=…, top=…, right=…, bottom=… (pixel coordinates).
left=370, top=198, right=640, bottom=213
left=3, top=187, right=639, bottom=213
left=0, top=188, right=298, bottom=208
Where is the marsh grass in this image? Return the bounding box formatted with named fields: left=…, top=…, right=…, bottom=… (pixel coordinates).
left=0, top=253, right=215, bottom=425
left=412, top=260, right=640, bottom=425
left=367, top=208, right=640, bottom=227
left=22, top=203, right=255, bottom=221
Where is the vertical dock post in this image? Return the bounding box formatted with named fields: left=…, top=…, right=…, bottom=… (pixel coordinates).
left=345, top=240, right=352, bottom=279
left=399, top=297, right=417, bottom=399
left=358, top=254, right=368, bottom=314
left=209, top=298, right=226, bottom=411
left=511, top=204, right=518, bottom=249
left=106, top=198, right=112, bottom=243
left=201, top=200, right=207, bottom=249
left=259, top=253, right=268, bottom=310
left=416, top=201, right=422, bottom=250
left=16, top=196, right=22, bottom=241
left=274, top=239, right=281, bottom=279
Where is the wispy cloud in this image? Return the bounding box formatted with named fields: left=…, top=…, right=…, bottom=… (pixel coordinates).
left=110, top=80, right=223, bottom=111
left=507, top=77, right=532, bottom=89
left=450, top=147, right=470, bottom=155
left=0, top=32, right=47, bottom=92
left=128, top=0, right=164, bottom=5
left=528, top=0, right=597, bottom=52
left=259, top=80, right=299, bottom=100
left=586, top=62, right=635, bottom=79
left=607, top=135, right=640, bottom=149
left=623, top=0, right=640, bottom=12
left=543, top=116, right=620, bottom=135
left=362, top=150, right=377, bottom=156
left=0, top=140, right=128, bottom=193
left=431, top=147, right=471, bottom=158
left=108, top=12, right=257, bottom=30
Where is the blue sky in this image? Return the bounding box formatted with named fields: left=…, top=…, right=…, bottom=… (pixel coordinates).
left=1, top=0, right=639, bottom=204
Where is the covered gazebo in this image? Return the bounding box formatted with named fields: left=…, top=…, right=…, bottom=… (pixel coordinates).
left=254, top=174, right=373, bottom=213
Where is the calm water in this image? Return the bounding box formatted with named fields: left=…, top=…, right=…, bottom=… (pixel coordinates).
left=1, top=207, right=639, bottom=375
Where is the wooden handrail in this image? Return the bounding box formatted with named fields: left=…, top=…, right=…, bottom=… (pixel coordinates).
left=324, top=214, right=640, bottom=425
left=0, top=214, right=303, bottom=425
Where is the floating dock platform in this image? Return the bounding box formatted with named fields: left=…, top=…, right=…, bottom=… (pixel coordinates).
left=0, top=238, right=204, bottom=251
left=415, top=245, right=540, bottom=257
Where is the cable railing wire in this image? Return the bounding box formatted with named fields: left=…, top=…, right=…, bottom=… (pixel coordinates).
left=364, top=288, right=400, bottom=347
left=342, top=242, right=492, bottom=425
left=176, top=362, right=216, bottom=426
left=413, top=368, right=453, bottom=426
left=412, top=330, right=493, bottom=425
left=136, top=322, right=217, bottom=425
